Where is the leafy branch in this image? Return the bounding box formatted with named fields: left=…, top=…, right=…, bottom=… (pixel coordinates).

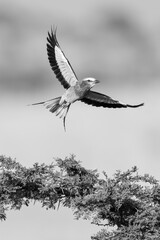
left=0, top=155, right=160, bottom=239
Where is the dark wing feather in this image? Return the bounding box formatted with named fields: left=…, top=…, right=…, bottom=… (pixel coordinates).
left=47, top=28, right=78, bottom=89
left=81, top=91, right=144, bottom=108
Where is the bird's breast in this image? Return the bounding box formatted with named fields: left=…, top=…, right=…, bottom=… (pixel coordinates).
left=74, top=83, right=90, bottom=98
left=61, top=83, right=90, bottom=104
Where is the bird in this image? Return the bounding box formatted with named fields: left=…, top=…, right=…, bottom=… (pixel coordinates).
left=31, top=28, right=144, bottom=130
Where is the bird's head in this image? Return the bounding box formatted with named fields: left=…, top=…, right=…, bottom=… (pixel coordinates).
left=82, top=77, right=100, bottom=88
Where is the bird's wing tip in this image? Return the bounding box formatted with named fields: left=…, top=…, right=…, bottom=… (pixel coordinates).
left=138, top=102, right=144, bottom=107
left=50, top=25, right=57, bottom=36
left=127, top=102, right=144, bottom=108
left=47, top=26, right=59, bottom=46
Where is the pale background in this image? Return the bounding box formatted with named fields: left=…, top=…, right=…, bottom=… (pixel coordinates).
left=0, top=0, right=160, bottom=239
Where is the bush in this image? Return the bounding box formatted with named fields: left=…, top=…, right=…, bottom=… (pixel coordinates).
left=0, top=155, right=160, bottom=239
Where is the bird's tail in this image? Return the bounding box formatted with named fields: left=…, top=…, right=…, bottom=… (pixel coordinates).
left=30, top=97, right=70, bottom=131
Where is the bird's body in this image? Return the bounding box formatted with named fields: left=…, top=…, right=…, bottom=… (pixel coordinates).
left=31, top=28, right=144, bottom=130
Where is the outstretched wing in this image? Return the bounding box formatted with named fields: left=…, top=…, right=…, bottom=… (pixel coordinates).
left=81, top=91, right=144, bottom=108
left=47, top=28, right=78, bottom=89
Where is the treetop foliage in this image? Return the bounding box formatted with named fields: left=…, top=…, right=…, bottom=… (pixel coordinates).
left=0, top=155, right=160, bottom=239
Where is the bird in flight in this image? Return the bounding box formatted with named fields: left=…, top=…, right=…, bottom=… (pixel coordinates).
left=31, top=28, right=144, bottom=130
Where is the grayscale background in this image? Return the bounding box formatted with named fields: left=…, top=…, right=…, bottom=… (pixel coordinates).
left=0, top=0, right=160, bottom=239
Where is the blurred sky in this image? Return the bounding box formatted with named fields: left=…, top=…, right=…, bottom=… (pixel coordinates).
left=1, top=0, right=160, bottom=239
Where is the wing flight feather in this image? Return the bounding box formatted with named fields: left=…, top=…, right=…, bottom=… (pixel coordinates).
left=81, top=91, right=144, bottom=108
left=47, top=29, right=78, bottom=89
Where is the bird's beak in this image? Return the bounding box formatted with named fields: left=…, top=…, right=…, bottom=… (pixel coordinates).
left=95, top=79, right=100, bottom=84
